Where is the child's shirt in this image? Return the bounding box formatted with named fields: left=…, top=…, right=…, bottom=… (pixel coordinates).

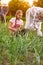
left=9, top=17, right=23, bottom=29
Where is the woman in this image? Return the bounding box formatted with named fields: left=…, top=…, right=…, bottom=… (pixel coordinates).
left=25, top=6, right=43, bottom=37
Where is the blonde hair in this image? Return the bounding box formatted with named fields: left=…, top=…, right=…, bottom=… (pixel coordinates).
left=16, top=10, right=23, bottom=15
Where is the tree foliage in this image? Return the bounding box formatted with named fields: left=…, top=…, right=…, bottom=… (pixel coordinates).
left=33, top=0, right=43, bottom=7
left=8, top=0, right=30, bottom=16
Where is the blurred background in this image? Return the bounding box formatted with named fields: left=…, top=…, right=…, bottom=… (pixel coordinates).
left=0, top=0, right=43, bottom=17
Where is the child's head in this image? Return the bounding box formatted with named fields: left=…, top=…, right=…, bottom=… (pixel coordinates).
left=15, top=10, right=23, bottom=20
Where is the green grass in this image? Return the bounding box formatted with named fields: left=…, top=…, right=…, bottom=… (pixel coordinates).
left=0, top=21, right=43, bottom=65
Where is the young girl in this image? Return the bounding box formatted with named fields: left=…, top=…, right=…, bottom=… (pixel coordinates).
left=9, top=10, right=23, bottom=35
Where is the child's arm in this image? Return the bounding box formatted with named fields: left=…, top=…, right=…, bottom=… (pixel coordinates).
left=9, top=22, right=14, bottom=30
left=18, top=21, right=24, bottom=31
left=8, top=22, right=12, bottom=29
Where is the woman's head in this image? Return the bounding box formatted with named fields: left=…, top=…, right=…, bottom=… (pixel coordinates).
left=15, top=10, right=23, bottom=20
left=41, top=11, right=43, bottom=18
left=38, top=11, right=43, bottom=21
